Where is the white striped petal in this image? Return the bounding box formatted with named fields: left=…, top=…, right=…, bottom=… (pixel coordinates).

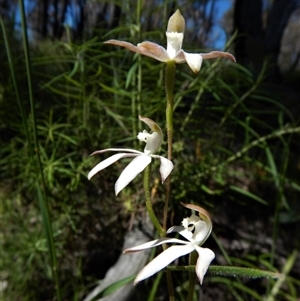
left=88, top=153, right=137, bottom=180
left=134, top=244, right=194, bottom=285
left=115, top=154, right=152, bottom=195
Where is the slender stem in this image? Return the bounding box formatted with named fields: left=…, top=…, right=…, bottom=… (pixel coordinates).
left=131, top=86, right=137, bottom=149
left=19, top=0, right=37, bottom=153
left=165, top=62, right=175, bottom=160
left=137, top=57, right=142, bottom=131
left=163, top=61, right=176, bottom=301
left=143, top=165, right=164, bottom=236
left=143, top=167, right=171, bottom=301
left=0, top=17, right=32, bottom=153
left=163, top=61, right=176, bottom=232
left=136, top=0, right=142, bottom=121
left=187, top=251, right=198, bottom=301
left=166, top=271, right=175, bottom=301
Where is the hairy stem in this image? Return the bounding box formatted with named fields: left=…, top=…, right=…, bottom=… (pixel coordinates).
left=143, top=165, right=164, bottom=236
left=187, top=251, right=198, bottom=301
left=163, top=61, right=175, bottom=231
left=163, top=61, right=176, bottom=301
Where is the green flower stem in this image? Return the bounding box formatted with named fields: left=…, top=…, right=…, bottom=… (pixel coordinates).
left=136, top=0, right=142, bottom=130
left=143, top=166, right=174, bottom=301
left=143, top=165, right=164, bottom=236
left=163, top=61, right=176, bottom=301
left=163, top=61, right=176, bottom=232
left=166, top=271, right=175, bottom=301
left=187, top=251, right=198, bottom=301
left=165, top=61, right=175, bottom=160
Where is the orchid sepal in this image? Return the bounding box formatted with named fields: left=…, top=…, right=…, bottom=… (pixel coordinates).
left=123, top=237, right=190, bottom=254
left=88, top=153, right=137, bottom=180
left=152, top=155, right=174, bottom=183
left=195, top=246, right=215, bottom=284
left=134, top=245, right=194, bottom=285
left=115, top=155, right=152, bottom=195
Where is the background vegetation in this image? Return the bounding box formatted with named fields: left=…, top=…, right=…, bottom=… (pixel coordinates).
left=1, top=0, right=300, bottom=300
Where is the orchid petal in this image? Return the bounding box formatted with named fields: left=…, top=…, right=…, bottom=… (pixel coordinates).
left=143, top=132, right=160, bottom=155
left=193, top=220, right=211, bottom=245
left=139, top=115, right=163, bottom=136
left=90, top=148, right=143, bottom=156
left=137, top=41, right=170, bottom=62
left=104, top=40, right=142, bottom=54
left=182, top=52, right=203, bottom=73
left=154, top=155, right=174, bottom=183
left=167, top=225, right=185, bottom=234
left=181, top=214, right=201, bottom=230
left=167, top=226, right=194, bottom=242
left=134, top=244, right=194, bottom=285
left=181, top=203, right=213, bottom=244
left=88, top=153, right=137, bottom=180
left=104, top=40, right=170, bottom=62
left=138, top=116, right=163, bottom=154
left=123, top=237, right=188, bottom=253
left=195, top=247, right=215, bottom=284
left=201, top=50, right=236, bottom=62
left=115, top=154, right=152, bottom=195
left=137, top=131, right=161, bottom=155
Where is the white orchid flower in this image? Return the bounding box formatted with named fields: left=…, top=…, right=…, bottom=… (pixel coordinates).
left=123, top=203, right=215, bottom=285
left=104, top=9, right=235, bottom=73
left=88, top=116, right=173, bottom=196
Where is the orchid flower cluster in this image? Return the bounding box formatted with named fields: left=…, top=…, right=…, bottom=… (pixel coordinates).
left=88, top=8, right=235, bottom=297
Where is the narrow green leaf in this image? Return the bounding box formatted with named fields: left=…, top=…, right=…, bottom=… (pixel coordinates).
left=265, top=250, right=298, bottom=301
left=167, top=265, right=283, bottom=280
left=99, top=82, right=133, bottom=97
left=209, top=265, right=283, bottom=279
left=229, top=185, right=268, bottom=205
left=147, top=271, right=163, bottom=301
left=89, top=275, right=136, bottom=301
